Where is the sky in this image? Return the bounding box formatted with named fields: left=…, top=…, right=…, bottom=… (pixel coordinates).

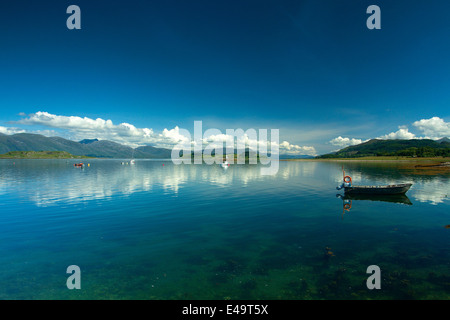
left=0, top=0, right=449, bottom=155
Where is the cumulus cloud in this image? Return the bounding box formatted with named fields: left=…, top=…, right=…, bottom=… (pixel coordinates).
left=413, top=117, right=450, bottom=139
left=200, top=132, right=317, bottom=155
left=19, top=111, right=114, bottom=130
left=376, top=117, right=449, bottom=141
left=0, top=125, right=58, bottom=137
left=378, top=127, right=416, bottom=140
left=17, top=111, right=183, bottom=148
left=161, top=127, right=189, bottom=143
left=279, top=141, right=317, bottom=156
left=329, top=136, right=365, bottom=149
left=0, top=126, right=26, bottom=135
left=12, top=111, right=315, bottom=154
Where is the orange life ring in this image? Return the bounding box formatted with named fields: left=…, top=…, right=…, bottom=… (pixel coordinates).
left=344, top=175, right=352, bottom=184
left=343, top=203, right=351, bottom=210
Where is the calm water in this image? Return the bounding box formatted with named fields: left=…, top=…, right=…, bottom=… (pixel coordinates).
left=0, top=159, right=448, bottom=300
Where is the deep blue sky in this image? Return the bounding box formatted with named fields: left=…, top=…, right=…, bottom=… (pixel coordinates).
left=0, top=0, right=449, bottom=153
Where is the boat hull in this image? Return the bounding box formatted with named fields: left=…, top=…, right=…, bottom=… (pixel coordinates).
left=344, top=183, right=412, bottom=195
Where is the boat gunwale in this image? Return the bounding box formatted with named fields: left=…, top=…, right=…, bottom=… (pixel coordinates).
left=346, top=183, right=412, bottom=189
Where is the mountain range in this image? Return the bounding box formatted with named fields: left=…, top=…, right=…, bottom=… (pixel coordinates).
left=0, top=133, right=315, bottom=159
left=0, top=133, right=172, bottom=159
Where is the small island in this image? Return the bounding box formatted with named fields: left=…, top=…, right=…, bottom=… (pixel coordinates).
left=0, top=151, right=91, bottom=159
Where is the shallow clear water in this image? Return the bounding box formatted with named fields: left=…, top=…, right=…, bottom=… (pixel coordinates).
left=0, top=159, right=448, bottom=299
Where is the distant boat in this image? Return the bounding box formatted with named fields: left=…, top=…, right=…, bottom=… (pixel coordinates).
left=337, top=167, right=412, bottom=195
left=221, top=156, right=229, bottom=169
left=130, top=148, right=136, bottom=164
left=221, top=160, right=229, bottom=169
left=74, top=163, right=84, bottom=167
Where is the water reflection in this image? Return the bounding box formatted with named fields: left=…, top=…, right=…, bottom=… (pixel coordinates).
left=338, top=193, right=413, bottom=205
left=336, top=193, right=413, bottom=219
left=0, top=159, right=448, bottom=207
left=0, top=160, right=289, bottom=207
left=408, top=177, right=449, bottom=205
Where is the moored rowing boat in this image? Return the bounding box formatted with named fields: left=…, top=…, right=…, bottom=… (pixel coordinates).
left=344, top=183, right=412, bottom=195
left=337, top=167, right=412, bottom=195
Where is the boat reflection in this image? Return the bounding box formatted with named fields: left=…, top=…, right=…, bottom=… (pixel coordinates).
left=336, top=193, right=413, bottom=218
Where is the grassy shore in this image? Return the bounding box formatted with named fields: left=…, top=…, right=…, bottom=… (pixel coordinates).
left=0, top=151, right=92, bottom=159
left=282, top=156, right=450, bottom=175
left=283, top=156, right=450, bottom=162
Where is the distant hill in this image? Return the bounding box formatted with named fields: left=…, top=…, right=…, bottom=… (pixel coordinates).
left=437, top=137, right=450, bottom=143
left=135, top=145, right=172, bottom=159
left=0, top=133, right=172, bottom=159
left=318, top=138, right=450, bottom=158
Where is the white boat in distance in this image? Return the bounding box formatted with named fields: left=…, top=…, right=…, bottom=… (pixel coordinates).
left=221, top=157, right=229, bottom=169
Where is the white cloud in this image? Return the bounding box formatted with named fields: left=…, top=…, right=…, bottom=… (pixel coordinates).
left=13, top=111, right=314, bottom=154
left=379, top=127, right=416, bottom=140
left=0, top=126, right=26, bottom=135
left=161, top=126, right=192, bottom=145
left=202, top=133, right=235, bottom=145
left=279, top=141, right=317, bottom=156
left=17, top=111, right=182, bottom=148
left=201, top=132, right=317, bottom=155
left=412, top=117, right=450, bottom=139
left=0, top=125, right=59, bottom=137
left=19, top=111, right=114, bottom=130
left=329, top=136, right=365, bottom=149
left=377, top=117, right=449, bottom=141
left=198, top=133, right=317, bottom=155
